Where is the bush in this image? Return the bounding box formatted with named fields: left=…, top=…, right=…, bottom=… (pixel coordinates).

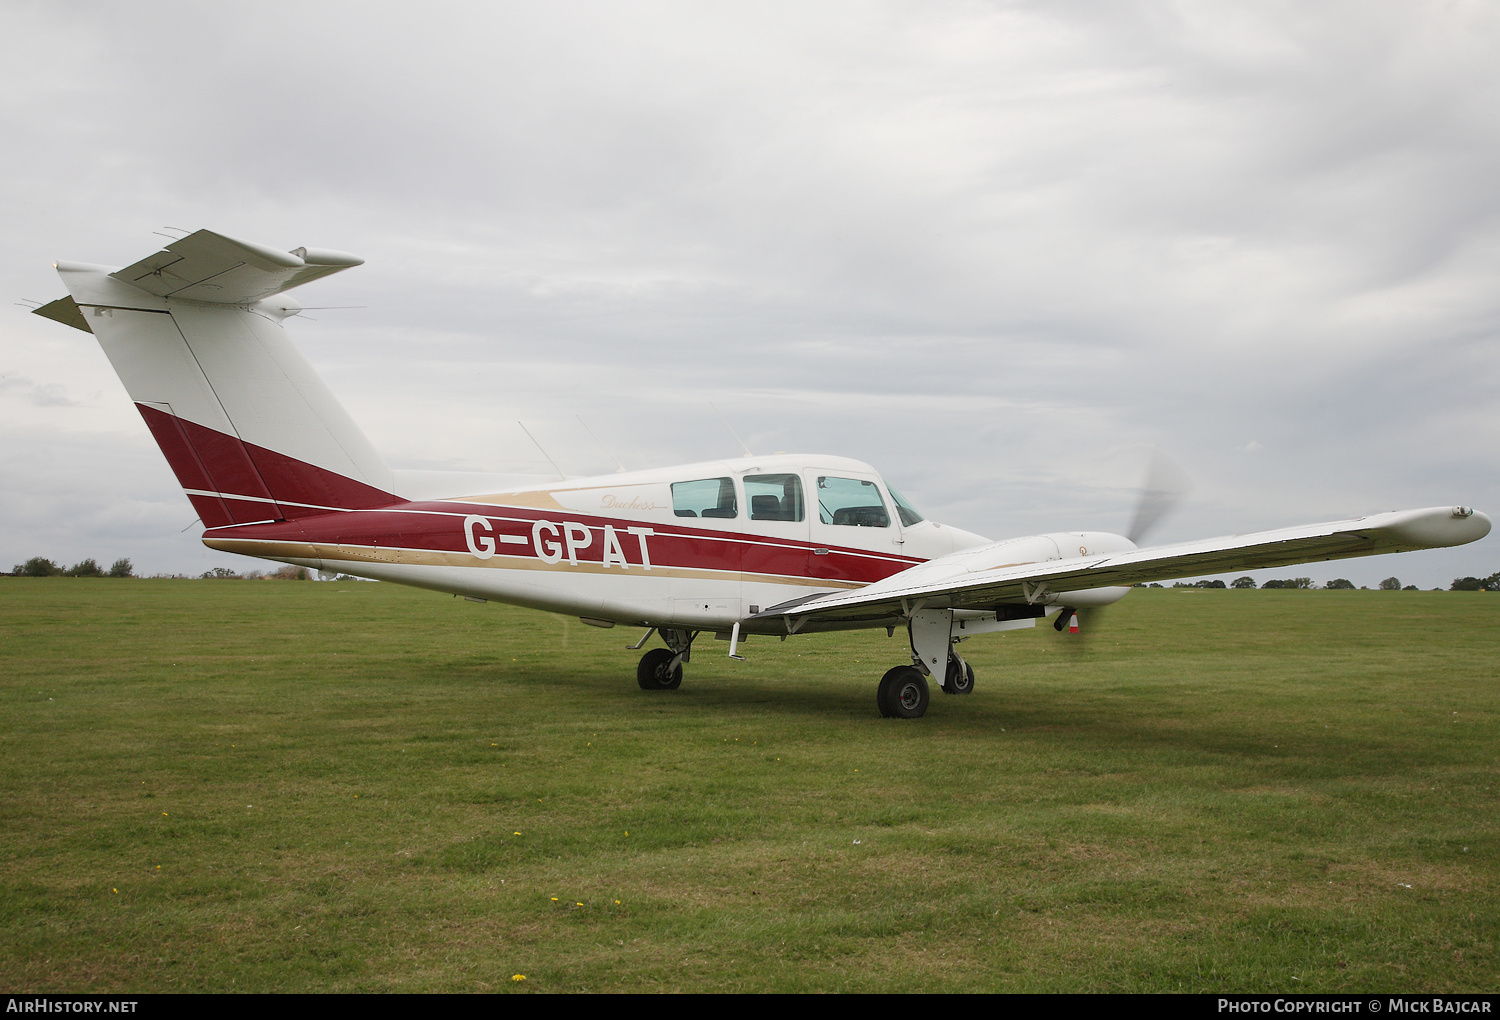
left=15, top=557, right=61, bottom=577
left=108, top=558, right=134, bottom=578
left=1230, top=576, right=1257, bottom=589
left=201, top=567, right=242, bottom=579
left=1324, top=579, right=1356, bottom=590
left=65, top=559, right=104, bottom=577
left=1450, top=573, right=1500, bottom=591
left=269, top=565, right=310, bottom=581
left=1378, top=577, right=1402, bottom=591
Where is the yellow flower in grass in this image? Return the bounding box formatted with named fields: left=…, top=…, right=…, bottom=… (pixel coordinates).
left=512, top=974, right=526, bottom=982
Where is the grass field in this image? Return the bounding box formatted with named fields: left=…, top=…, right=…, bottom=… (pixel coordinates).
left=1, top=579, right=1496, bottom=992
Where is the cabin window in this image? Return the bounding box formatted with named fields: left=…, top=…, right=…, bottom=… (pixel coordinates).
left=816, top=476, right=890, bottom=527
left=672, top=477, right=737, bottom=518
left=884, top=481, right=925, bottom=526
left=744, top=473, right=804, bottom=522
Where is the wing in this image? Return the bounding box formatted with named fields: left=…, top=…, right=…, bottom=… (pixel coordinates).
left=107, top=230, right=363, bottom=304
left=754, top=506, right=1491, bottom=626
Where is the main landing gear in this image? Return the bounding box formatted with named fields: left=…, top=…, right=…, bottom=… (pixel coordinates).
left=877, top=609, right=977, bottom=718
left=636, top=627, right=695, bottom=691
left=876, top=652, right=973, bottom=718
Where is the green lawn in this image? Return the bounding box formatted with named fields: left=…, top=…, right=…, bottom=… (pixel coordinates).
left=1, top=580, right=1495, bottom=992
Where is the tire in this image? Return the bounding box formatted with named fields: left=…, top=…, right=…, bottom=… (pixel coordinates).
left=877, top=666, right=930, bottom=719
left=942, top=654, right=975, bottom=695
left=637, top=647, right=682, bottom=690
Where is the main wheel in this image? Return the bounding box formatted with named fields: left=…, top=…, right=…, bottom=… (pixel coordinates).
left=877, top=666, right=930, bottom=719
left=941, top=654, right=975, bottom=695
left=637, top=647, right=683, bottom=690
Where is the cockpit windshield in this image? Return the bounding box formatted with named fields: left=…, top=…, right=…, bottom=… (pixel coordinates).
left=883, top=480, right=925, bottom=527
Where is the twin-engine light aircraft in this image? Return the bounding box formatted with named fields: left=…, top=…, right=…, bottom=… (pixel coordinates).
left=35, top=230, right=1492, bottom=717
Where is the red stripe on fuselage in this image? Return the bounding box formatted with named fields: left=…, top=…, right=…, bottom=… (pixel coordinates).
left=211, top=501, right=925, bottom=584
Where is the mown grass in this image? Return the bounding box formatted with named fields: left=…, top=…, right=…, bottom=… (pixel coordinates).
left=0, top=580, right=1495, bottom=992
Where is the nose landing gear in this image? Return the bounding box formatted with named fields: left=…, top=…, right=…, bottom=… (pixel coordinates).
left=636, top=647, right=683, bottom=690
left=636, top=627, right=695, bottom=691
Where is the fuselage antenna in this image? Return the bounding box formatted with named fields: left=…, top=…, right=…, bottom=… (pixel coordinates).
left=577, top=415, right=627, bottom=473
left=518, top=421, right=567, bottom=480
left=711, top=402, right=753, bottom=458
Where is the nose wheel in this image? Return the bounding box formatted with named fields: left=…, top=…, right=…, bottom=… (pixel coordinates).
left=877, top=666, right=930, bottom=718
left=637, top=647, right=683, bottom=690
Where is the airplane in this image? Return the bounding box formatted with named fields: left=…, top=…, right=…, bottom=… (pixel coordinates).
left=32, top=229, right=1492, bottom=718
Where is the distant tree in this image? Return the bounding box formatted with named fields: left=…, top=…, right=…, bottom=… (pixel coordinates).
left=65, top=558, right=104, bottom=577
left=1230, top=576, right=1257, bottom=589
left=17, top=557, right=61, bottom=577
left=1402, top=585, right=1418, bottom=591
left=270, top=565, right=310, bottom=580
left=107, top=558, right=134, bottom=578
left=1192, top=579, right=1226, bottom=589
left=1324, top=578, right=1356, bottom=590
left=1378, top=576, right=1401, bottom=591
left=1147, top=583, right=1163, bottom=588
left=1450, top=574, right=1500, bottom=591
left=1262, top=577, right=1313, bottom=590
left=201, top=567, right=242, bottom=579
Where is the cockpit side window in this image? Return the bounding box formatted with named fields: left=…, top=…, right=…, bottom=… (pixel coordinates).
left=884, top=481, right=925, bottom=527
left=816, top=476, right=891, bottom=527
left=744, top=473, right=804, bottom=522
left=672, top=477, right=738, bottom=518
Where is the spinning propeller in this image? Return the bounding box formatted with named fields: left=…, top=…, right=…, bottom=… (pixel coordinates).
left=1053, top=449, right=1190, bottom=645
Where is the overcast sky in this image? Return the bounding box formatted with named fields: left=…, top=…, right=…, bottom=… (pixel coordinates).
left=3, top=1, right=1497, bottom=587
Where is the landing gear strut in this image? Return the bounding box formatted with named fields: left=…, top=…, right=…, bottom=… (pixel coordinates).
left=636, top=628, right=695, bottom=691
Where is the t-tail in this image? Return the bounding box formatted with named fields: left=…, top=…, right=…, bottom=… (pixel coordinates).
left=35, top=229, right=398, bottom=530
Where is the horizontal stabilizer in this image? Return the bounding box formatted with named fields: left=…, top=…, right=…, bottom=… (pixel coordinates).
left=32, top=295, right=92, bottom=333
left=108, top=229, right=363, bottom=304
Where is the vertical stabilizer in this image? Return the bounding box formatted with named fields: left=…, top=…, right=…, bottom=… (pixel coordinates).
left=46, top=233, right=398, bottom=528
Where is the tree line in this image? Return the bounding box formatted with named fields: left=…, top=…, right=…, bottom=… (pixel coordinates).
left=9, top=557, right=135, bottom=577
left=7, top=557, right=311, bottom=580
left=1141, top=573, right=1497, bottom=591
